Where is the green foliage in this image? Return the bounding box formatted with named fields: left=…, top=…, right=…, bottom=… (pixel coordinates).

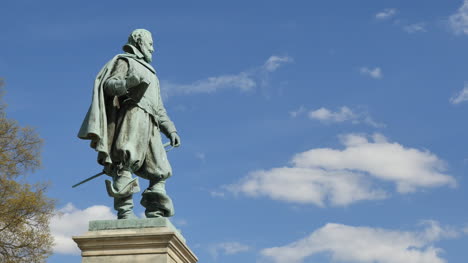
left=0, top=81, right=55, bottom=263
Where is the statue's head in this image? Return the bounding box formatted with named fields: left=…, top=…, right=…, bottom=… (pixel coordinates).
left=127, top=29, right=154, bottom=63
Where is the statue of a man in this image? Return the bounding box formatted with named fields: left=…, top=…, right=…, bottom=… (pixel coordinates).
left=78, top=29, right=180, bottom=219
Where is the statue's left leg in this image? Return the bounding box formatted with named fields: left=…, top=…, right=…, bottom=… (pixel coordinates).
left=135, top=124, right=174, bottom=218
left=141, top=179, right=174, bottom=218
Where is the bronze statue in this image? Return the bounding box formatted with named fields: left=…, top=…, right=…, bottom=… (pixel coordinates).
left=78, top=29, right=180, bottom=219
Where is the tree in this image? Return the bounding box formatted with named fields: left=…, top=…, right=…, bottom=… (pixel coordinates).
left=0, top=79, right=55, bottom=263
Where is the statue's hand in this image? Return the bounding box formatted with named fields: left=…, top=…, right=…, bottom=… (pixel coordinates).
left=169, top=132, right=181, bottom=147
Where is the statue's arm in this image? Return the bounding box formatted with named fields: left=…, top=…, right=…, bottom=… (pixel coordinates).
left=156, top=89, right=177, bottom=138
left=105, top=58, right=150, bottom=98
left=158, top=100, right=180, bottom=147
left=104, top=59, right=129, bottom=96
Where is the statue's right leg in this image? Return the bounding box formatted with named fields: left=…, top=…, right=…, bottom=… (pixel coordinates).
left=104, top=166, right=139, bottom=219
left=113, top=170, right=137, bottom=219
left=109, top=105, right=151, bottom=219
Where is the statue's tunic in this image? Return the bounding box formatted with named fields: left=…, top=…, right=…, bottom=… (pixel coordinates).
left=78, top=46, right=176, bottom=217
left=106, top=56, right=175, bottom=181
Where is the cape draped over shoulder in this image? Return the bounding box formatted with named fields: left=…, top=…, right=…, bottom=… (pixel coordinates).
left=78, top=54, right=136, bottom=166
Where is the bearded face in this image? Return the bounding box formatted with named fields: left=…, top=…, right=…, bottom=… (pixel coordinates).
left=138, top=34, right=154, bottom=63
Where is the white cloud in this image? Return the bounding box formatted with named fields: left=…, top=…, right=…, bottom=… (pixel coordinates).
left=229, top=167, right=387, bottom=207
left=403, top=23, right=427, bottom=33
left=374, top=8, right=428, bottom=34
left=289, top=105, right=306, bottom=118
left=264, top=56, right=294, bottom=72
left=161, top=55, right=292, bottom=97
left=376, top=8, right=398, bottom=20
left=293, top=134, right=455, bottom=193
left=449, top=0, right=468, bottom=35
left=261, top=221, right=456, bottom=263
left=162, top=73, right=256, bottom=95
left=309, top=107, right=384, bottom=127
left=209, top=242, right=250, bottom=260
left=360, top=67, right=383, bottom=79
left=309, top=106, right=356, bottom=122
left=291, top=106, right=384, bottom=128
left=51, top=203, right=115, bottom=255
left=228, top=134, right=455, bottom=206
left=450, top=85, right=468, bottom=104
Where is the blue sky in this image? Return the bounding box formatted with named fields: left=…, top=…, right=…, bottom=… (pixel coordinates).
left=1, top=0, right=468, bottom=262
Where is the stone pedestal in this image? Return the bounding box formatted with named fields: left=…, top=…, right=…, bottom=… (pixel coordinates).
left=73, top=218, right=197, bottom=263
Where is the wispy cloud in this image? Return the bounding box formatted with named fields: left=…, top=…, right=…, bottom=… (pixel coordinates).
left=309, top=107, right=355, bottom=122
left=227, top=134, right=455, bottom=207
left=308, top=106, right=384, bottom=128
left=289, top=106, right=384, bottom=128
left=210, top=191, right=226, bottom=198
left=51, top=203, right=115, bottom=255
left=374, top=9, right=428, bottom=34
left=375, top=8, right=398, bottom=20
left=208, top=242, right=250, bottom=260
left=450, top=85, right=468, bottom=104
left=173, top=218, right=189, bottom=227
left=261, top=221, right=458, bottom=263
left=360, top=67, right=383, bottom=79
left=289, top=105, right=306, bottom=118
left=195, top=152, right=206, bottom=161
left=403, top=23, right=427, bottom=34
left=264, top=56, right=293, bottom=72
left=449, top=0, right=468, bottom=35
left=161, top=55, right=293, bottom=97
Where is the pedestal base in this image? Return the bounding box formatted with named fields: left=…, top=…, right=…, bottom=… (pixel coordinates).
left=73, top=218, right=197, bottom=263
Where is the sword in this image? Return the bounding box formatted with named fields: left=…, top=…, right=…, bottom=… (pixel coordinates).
left=72, top=142, right=173, bottom=188
left=72, top=171, right=105, bottom=188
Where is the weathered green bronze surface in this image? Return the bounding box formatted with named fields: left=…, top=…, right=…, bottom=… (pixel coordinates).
left=78, top=29, right=181, bottom=219
left=88, top=217, right=185, bottom=243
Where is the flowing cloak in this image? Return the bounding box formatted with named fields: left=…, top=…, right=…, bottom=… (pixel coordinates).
left=77, top=54, right=136, bottom=166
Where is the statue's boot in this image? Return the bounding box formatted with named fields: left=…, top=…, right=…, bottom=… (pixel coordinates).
left=141, top=180, right=174, bottom=218
left=114, top=195, right=137, bottom=219
left=105, top=177, right=140, bottom=198
left=105, top=171, right=140, bottom=219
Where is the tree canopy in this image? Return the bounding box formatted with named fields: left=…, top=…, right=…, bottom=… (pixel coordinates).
left=0, top=80, right=55, bottom=263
